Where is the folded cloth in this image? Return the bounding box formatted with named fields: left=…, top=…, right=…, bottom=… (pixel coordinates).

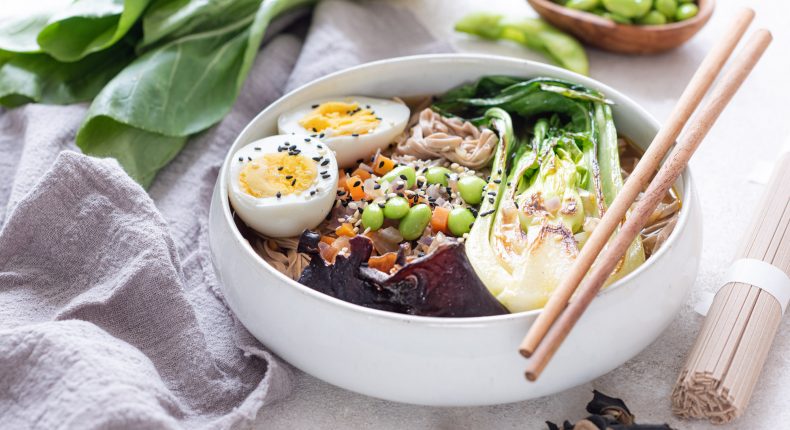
left=0, top=1, right=449, bottom=429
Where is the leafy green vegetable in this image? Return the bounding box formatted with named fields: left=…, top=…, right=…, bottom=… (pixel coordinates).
left=37, top=0, right=152, bottom=62
left=440, top=77, right=643, bottom=312
left=0, top=42, right=134, bottom=107
left=454, top=12, right=589, bottom=76
left=0, top=0, right=72, bottom=53
left=75, top=0, right=315, bottom=187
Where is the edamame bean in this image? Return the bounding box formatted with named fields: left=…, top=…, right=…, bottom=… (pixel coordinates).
left=398, top=204, right=432, bottom=240
left=637, top=10, right=667, bottom=25
left=654, top=0, right=677, bottom=19
left=448, top=208, right=476, bottom=236
left=565, top=0, right=600, bottom=11
left=675, top=3, right=698, bottom=21
left=425, top=166, right=452, bottom=186
left=601, top=11, right=632, bottom=24
left=457, top=176, right=487, bottom=205
left=361, top=203, right=384, bottom=231
left=381, top=166, right=416, bottom=188
left=384, top=196, right=410, bottom=219
left=602, top=0, right=652, bottom=18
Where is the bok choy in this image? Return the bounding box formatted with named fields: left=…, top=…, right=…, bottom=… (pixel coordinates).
left=435, top=77, right=644, bottom=312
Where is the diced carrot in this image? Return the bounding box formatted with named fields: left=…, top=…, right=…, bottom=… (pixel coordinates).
left=338, top=170, right=348, bottom=191
left=372, top=153, right=395, bottom=175
left=346, top=175, right=366, bottom=200
left=352, top=167, right=371, bottom=180
left=320, top=235, right=336, bottom=245
left=368, top=252, right=398, bottom=273
left=431, top=207, right=450, bottom=234
left=335, top=222, right=355, bottom=237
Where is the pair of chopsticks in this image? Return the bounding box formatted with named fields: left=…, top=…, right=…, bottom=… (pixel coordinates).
left=520, top=8, right=772, bottom=381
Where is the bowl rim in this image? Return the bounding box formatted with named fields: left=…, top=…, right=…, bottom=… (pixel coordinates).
left=527, top=0, right=715, bottom=31
left=216, top=53, right=695, bottom=326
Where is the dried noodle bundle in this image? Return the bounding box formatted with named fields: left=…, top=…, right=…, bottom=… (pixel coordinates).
left=672, top=153, right=790, bottom=423
left=395, top=108, right=497, bottom=169
left=254, top=236, right=309, bottom=280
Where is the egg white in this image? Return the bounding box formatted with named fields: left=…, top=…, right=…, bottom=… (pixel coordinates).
left=277, top=96, right=410, bottom=168
left=227, top=135, right=338, bottom=238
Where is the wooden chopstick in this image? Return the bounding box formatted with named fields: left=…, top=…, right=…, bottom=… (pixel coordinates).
left=524, top=29, right=773, bottom=381
left=519, top=8, right=756, bottom=358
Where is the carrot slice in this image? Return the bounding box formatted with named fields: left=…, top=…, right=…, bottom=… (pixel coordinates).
left=368, top=252, right=398, bottom=273
left=431, top=207, right=450, bottom=234
left=320, top=235, right=336, bottom=245
left=352, top=167, right=371, bottom=180
left=372, top=153, right=395, bottom=176
left=335, top=223, right=355, bottom=237
left=346, top=175, right=366, bottom=200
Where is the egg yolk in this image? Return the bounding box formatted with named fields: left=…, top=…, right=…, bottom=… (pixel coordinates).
left=298, top=102, right=380, bottom=136
left=239, top=152, right=317, bottom=198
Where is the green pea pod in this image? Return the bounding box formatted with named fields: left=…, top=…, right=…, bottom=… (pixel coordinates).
left=455, top=13, right=589, bottom=76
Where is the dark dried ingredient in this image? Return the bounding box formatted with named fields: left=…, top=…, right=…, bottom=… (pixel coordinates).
left=546, top=391, right=674, bottom=430
left=297, top=231, right=508, bottom=317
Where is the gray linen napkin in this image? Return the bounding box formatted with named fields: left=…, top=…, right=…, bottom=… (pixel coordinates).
left=0, top=1, right=449, bottom=429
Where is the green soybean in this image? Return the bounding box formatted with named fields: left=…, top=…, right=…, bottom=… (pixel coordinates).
left=654, top=0, right=677, bottom=19
left=425, top=166, right=452, bottom=186
left=637, top=10, right=667, bottom=25
left=601, top=11, right=632, bottom=24
left=384, top=196, right=410, bottom=219
left=448, top=208, right=476, bottom=236
left=602, top=0, right=652, bottom=18
left=382, top=166, right=416, bottom=188
left=398, top=204, right=432, bottom=240
left=361, top=203, right=384, bottom=231
left=565, top=0, right=600, bottom=11
left=675, top=3, right=698, bottom=21
left=457, top=176, right=487, bottom=205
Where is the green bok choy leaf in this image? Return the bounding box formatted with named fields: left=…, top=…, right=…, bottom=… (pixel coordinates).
left=438, top=77, right=644, bottom=312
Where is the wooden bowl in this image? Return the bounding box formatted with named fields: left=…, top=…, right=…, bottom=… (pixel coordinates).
left=527, top=0, right=715, bottom=54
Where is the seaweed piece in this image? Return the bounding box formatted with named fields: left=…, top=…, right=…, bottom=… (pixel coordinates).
left=545, top=391, right=675, bottom=430
left=297, top=232, right=509, bottom=317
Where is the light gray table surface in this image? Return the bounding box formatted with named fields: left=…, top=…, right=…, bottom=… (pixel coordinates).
left=254, top=0, right=790, bottom=428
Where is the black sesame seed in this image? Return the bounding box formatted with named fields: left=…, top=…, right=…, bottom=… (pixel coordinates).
left=311, top=104, right=319, bottom=108
left=493, top=179, right=502, bottom=184
left=277, top=166, right=284, bottom=171
left=488, top=191, right=496, bottom=195
left=352, top=180, right=361, bottom=187
left=321, top=159, right=330, bottom=166
left=488, top=198, right=495, bottom=204
left=310, top=190, right=316, bottom=196
left=378, top=161, right=385, bottom=168
left=351, top=133, right=359, bottom=137
left=480, top=209, right=495, bottom=217
left=416, top=181, right=424, bottom=188
left=304, top=138, right=310, bottom=142
left=337, top=190, right=346, bottom=196
left=247, top=156, right=252, bottom=161
left=238, top=157, right=243, bottom=162
left=254, top=147, right=261, bottom=151
left=373, top=183, right=381, bottom=190
left=399, top=174, right=408, bottom=181
left=317, top=144, right=324, bottom=148
left=312, top=156, right=322, bottom=162
left=366, top=104, right=371, bottom=109
left=276, top=192, right=282, bottom=199
left=469, top=207, right=478, bottom=217
left=291, top=179, right=297, bottom=186
left=285, top=175, right=293, bottom=179
left=319, top=133, right=325, bottom=138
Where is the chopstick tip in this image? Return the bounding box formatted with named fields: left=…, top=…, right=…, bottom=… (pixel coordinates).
left=519, top=347, right=533, bottom=359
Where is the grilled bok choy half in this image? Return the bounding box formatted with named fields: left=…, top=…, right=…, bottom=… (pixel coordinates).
left=434, top=77, right=645, bottom=312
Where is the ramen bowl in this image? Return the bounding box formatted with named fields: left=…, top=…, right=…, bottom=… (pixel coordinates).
left=208, top=54, right=702, bottom=406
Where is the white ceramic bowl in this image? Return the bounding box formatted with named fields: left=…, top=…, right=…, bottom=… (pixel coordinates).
left=209, top=54, right=702, bottom=406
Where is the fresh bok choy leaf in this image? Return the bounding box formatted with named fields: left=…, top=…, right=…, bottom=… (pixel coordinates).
left=438, top=77, right=644, bottom=312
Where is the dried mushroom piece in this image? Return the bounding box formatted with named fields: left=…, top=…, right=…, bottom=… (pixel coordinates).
left=297, top=231, right=509, bottom=317
left=546, top=391, right=675, bottom=430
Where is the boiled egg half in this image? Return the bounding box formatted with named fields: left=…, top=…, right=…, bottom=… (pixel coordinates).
left=228, top=135, right=338, bottom=237
left=277, top=96, right=409, bottom=167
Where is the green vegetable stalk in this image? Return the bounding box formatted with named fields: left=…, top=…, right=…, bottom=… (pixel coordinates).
left=454, top=12, right=589, bottom=76
left=437, top=77, right=643, bottom=312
